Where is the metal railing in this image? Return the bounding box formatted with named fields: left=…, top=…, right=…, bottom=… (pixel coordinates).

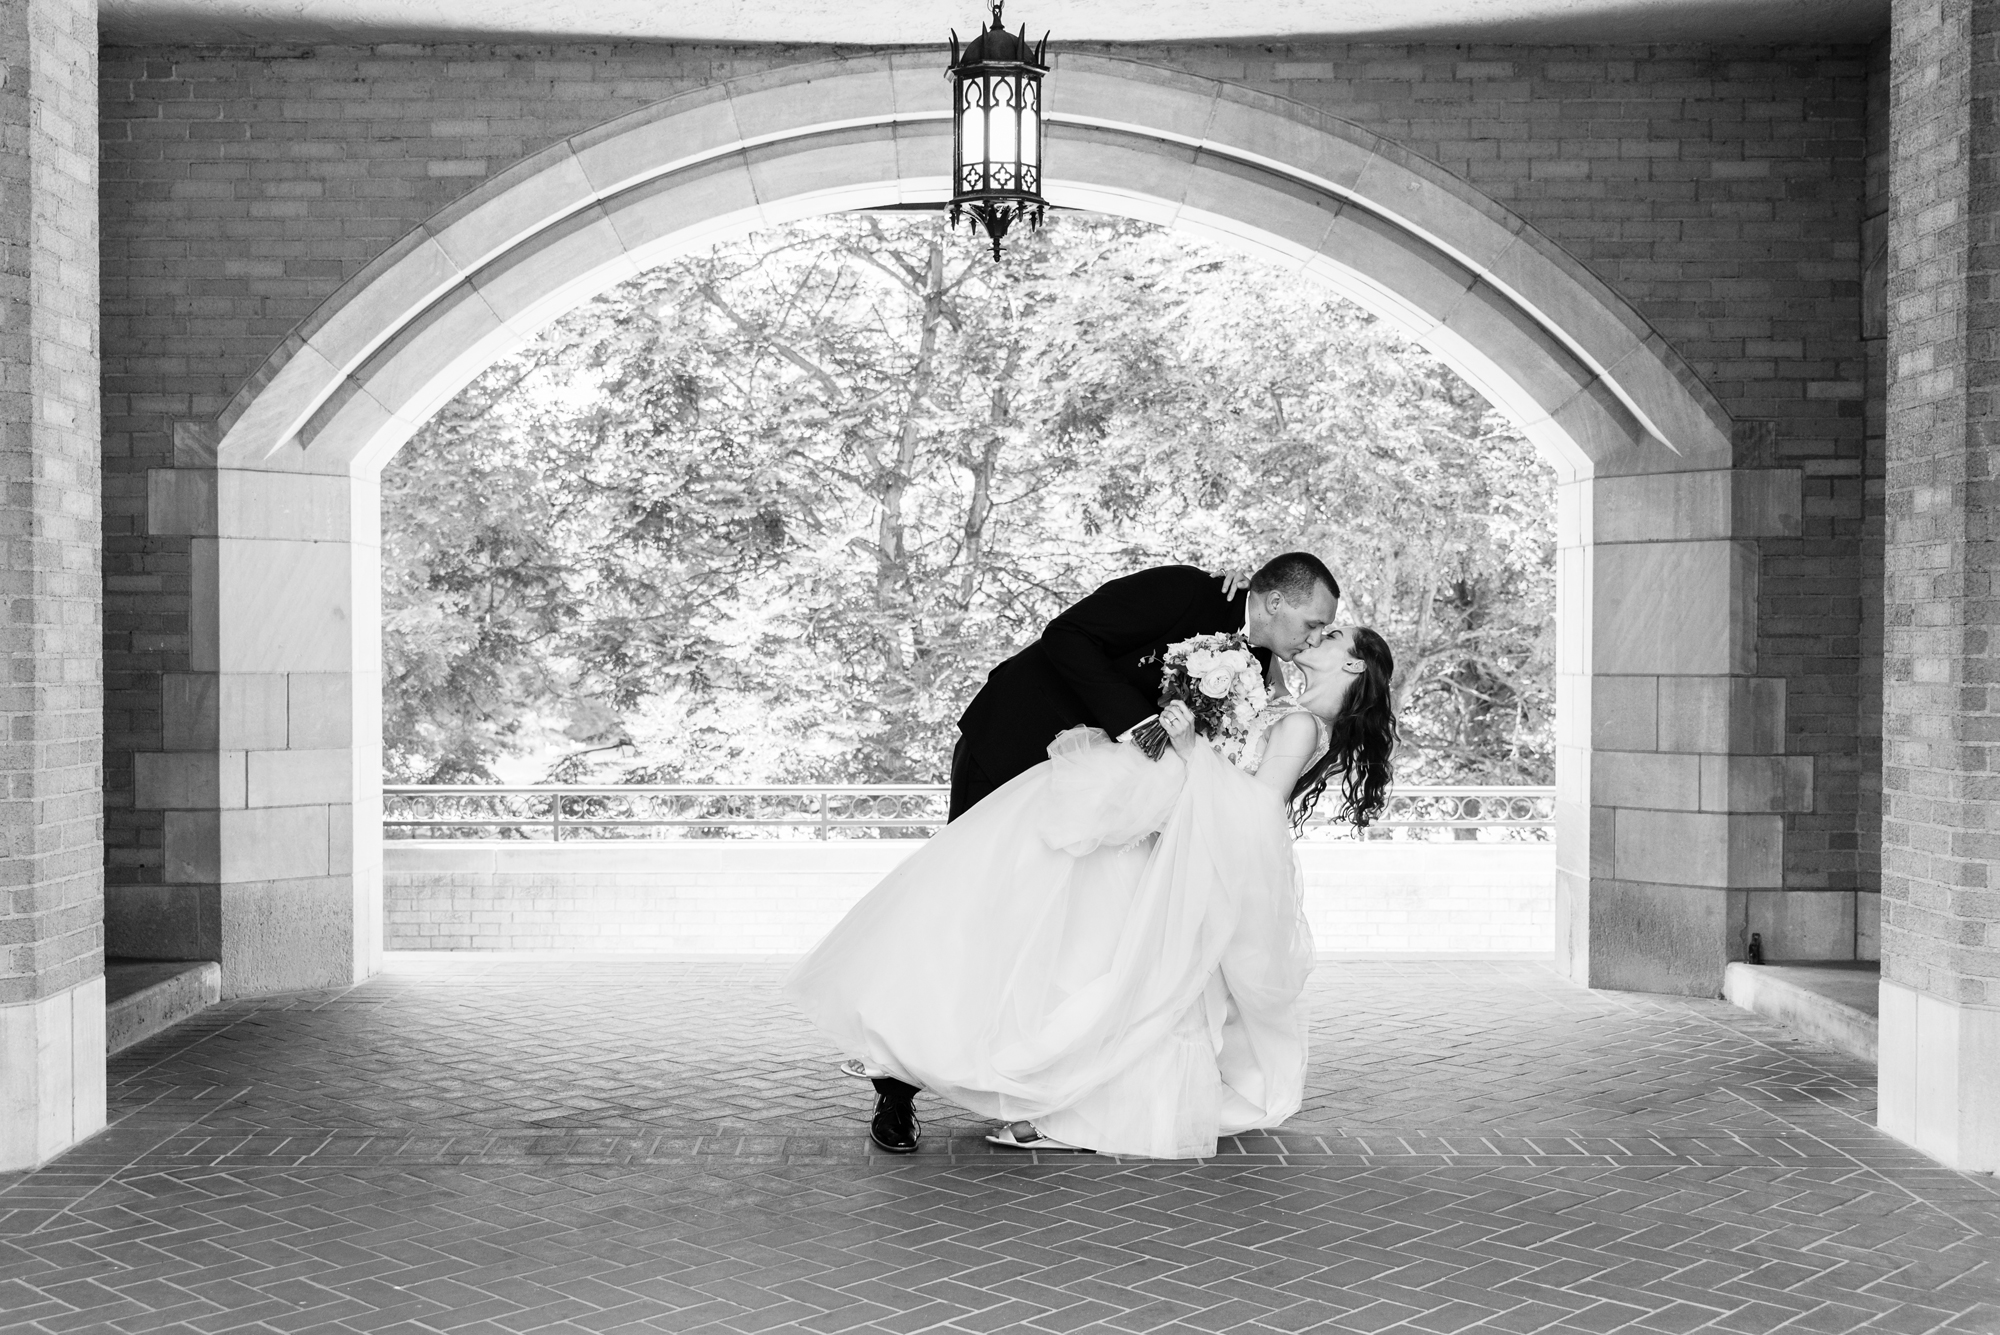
left=383, top=783, right=1554, bottom=842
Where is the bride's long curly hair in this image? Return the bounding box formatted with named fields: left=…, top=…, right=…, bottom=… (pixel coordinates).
left=1290, top=627, right=1398, bottom=831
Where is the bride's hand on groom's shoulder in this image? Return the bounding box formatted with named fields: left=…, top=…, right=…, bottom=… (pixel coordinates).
left=1215, top=568, right=1253, bottom=599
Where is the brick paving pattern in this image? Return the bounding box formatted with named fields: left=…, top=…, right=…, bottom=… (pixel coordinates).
left=2, top=956, right=1996, bottom=1333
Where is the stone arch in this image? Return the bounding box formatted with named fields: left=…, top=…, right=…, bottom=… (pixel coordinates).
left=152, top=53, right=1799, bottom=997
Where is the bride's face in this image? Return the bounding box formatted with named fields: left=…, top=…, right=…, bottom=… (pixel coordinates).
left=1295, top=628, right=1366, bottom=718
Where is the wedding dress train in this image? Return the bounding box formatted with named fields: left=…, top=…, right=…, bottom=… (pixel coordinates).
left=783, top=712, right=1319, bottom=1159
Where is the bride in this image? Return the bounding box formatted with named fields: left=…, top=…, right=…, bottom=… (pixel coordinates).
left=783, top=626, right=1398, bottom=1160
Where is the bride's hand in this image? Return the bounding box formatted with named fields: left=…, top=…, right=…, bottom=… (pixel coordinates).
left=1160, top=701, right=1196, bottom=743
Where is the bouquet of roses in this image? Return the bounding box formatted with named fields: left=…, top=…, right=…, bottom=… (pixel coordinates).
left=1127, top=631, right=1270, bottom=763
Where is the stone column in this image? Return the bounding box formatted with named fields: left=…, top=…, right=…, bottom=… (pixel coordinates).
left=138, top=450, right=380, bottom=998
left=0, top=0, right=103, bottom=1171
left=1880, top=0, right=2000, bottom=1173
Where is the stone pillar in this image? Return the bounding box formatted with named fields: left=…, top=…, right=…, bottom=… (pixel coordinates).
left=1553, top=463, right=1811, bottom=996
left=0, top=0, right=103, bottom=1171
left=137, top=453, right=380, bottom=997
left=1880, top=0, right=2000, bottom=1173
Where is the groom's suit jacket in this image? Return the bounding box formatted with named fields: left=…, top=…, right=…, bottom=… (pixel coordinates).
left=951, top=564, right=1266, bottom=816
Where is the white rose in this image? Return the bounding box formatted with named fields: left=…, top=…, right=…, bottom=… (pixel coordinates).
left=1184, top=649, right=1219, bottom=675
left=1220, top=649, right=1254, bottom=674
left=1198, top=667, right=1236, bottom=698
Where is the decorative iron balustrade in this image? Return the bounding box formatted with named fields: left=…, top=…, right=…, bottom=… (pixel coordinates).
left=383, top=784, right=1553, bottom=842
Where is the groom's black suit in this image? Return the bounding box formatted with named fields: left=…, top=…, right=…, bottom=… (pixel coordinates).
left=949, top=564, right=1267, bottom=820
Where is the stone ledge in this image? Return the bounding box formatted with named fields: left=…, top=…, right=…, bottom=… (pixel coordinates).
left=106, top=961, right=221, bottom=1055
left=1723, top=960, right=1879, bottom=1065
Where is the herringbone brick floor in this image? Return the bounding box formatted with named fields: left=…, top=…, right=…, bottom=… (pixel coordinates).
left=3, top=955, right=1996, bottom=1335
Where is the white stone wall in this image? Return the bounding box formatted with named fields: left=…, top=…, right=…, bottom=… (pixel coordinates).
left=384, top=841, right=1555, bottom=956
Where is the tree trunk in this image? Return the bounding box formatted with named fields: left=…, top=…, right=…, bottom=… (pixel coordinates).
left=958, top=334, right=1022, bottom=610
left=869, top=236, right=947, bottom=678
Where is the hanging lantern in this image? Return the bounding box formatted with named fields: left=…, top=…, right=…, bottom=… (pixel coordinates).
left=946, top=1, right=1049, bottom=260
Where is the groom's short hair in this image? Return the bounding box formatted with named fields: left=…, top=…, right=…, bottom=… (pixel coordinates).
left=1249, top=552, right=1339, bottom=604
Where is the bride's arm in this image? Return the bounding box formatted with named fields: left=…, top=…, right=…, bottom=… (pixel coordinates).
left=1250, top=713, right=1322, bottom=801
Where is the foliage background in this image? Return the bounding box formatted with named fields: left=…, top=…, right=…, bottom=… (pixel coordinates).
left=381, top=213, right=1556, bottom=787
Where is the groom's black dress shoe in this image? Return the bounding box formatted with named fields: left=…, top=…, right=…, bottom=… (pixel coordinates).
left=869, top=1076, right=921, bottom=1154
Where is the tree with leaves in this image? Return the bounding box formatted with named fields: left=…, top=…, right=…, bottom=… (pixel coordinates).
left=382, top=213, right=1555, bottom=787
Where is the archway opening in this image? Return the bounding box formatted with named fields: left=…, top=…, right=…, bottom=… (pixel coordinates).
left=165, top=54, right=1771, bottom=1000
left=379, top=211, right=1557, bottom=797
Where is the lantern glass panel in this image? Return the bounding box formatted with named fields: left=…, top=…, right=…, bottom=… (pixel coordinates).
left=990, top=77, right=1018, bottom=181
left=958, top=79, right=985, bottom=188
left=1021, top=92, right=1039, bottom=172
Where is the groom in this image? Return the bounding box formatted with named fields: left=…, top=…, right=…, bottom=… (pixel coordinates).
left=948, top=552, right=1342, bottom=820
left=862, top=552, right=1339, bottom=1153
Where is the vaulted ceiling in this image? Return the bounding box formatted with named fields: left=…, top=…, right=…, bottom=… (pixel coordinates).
left=100, top=0, right=1887, bottom=47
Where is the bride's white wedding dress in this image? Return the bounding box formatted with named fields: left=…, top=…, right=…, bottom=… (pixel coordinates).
left=783, top=704, right=1324, bottom=1159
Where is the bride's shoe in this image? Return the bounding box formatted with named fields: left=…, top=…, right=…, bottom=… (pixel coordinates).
left=985, top=1121, right=1089, bottom=1152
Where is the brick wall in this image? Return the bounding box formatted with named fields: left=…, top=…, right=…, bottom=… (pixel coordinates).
left=2, top=0, right=102, bottom=1008
left=1880, top=0, right=2000, bottom=1008
left=98, top=40, right=1874, bottom=911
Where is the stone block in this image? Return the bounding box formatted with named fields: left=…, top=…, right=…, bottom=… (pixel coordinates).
left=217, top=470, right=353, bottom=542
left=216, top=540, right=355, bottom=675
left=1352, top=145, right=1520, bottom=273
left=1732, top=469, right=1805, bottom=538
left=1590, top=675, right=1657, bottom=751
left=1482, top=229, right=1648, bottom=382
left=570, top=83, right=741, bottom=197
left=349, top=282, right=511, bottom=427
left=174, top=421, right=219, bottom=468
left=1747, top=889, right=1856, bottom=960
left=299, top=234, right=462, bottom=392
left=1658, top=676, right=1787, bottom=755
left=1592, top=470, right=1736, bottom=543
left=215, top=338, right=342, bottom=468
left=105, top=883, right=220, bottom=961
left=1859, top=891, right=1882, bottom=960
left=1548, top=376, right=1661, bottom=480
left=1614, top=808, right=1729, bottom=887
left=1062, top=57, right=1226, bottom=148
left=1593, top=540, right=1755, bottom=677
left=1556, top=547, right=1591, bottom=676
left=728, top=60, right=902, bottom=145
left=146, top=467, right=217, bottom=537
left=1700, top=754, right=1814, bottom=813
left=1555, top=478, right=1591, bottom=549
left=601, top=151, right=764, bottom=266
left=1179, top=154, right=1339, bottom=265
left=1879, top=981, right=2000, bottom=1172
left=133, top=750, right=246, bottom=809
left=1592, top=750, right=1699, bottom=810
left=170, top=805, right=329, bottom=885
left=161, top=672, right=289, bottom=751
left=1439, top=280, right=1597, bottom=426
left=1311, top=204, right=1473, bottom=336
left=1050, top=125, right=1198, bottom=214
left=107, top=962, right=221, bottom=1054
left=1587, top=879, right=1742, bottom=995
left=296, top=376, right=406, bottom=469
left=0, top=977, right=107, bottom=1172
left=1602, top=333, right=1734, bottom=468
left=471, top=204, right=639, bottom=340
left=287, top=673, right=353, bottom=749
left=247, top=749, right=352, bottom=807
left=218, top=875, right=364, bottom=997
left=424, top=145, right=594, bottom=275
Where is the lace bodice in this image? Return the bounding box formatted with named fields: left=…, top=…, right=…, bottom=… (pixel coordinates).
left=1237, top=703, right=1329, bottom=778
